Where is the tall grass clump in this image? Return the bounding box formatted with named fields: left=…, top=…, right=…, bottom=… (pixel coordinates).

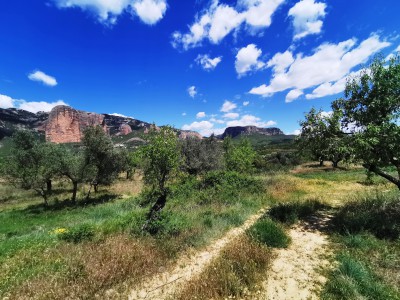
left=247, top=218, right=291, bottom=248
left=174, top=235, right=271, bottom=300
left=332, top=193, right=400, bottom=239
left=269, top=198, right=327, bottom=225
left=322, top=254, right=400, bottom=300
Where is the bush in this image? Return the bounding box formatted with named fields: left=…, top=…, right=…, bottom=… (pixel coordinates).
left=57, top=224, right=95, bottom=243
left=143, top=211, right=188, bottom=237
left=247, top=218, right=291, bottom=248
left=332, top=194, right=400, bottom=239
left=202, top=170, right=261, bottom=191
left=269, top=199, right=327, bottom=225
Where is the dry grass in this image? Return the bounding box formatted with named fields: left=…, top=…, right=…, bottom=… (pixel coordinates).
left=8, top=235, right=170, bottom=300
left=173, top=235, right=272, bottom=300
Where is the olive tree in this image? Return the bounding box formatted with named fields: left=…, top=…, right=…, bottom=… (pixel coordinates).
left=141, top=126, right=181, bottom=217
left=297, top=108, right=352, bottom=167
left=333, top=55, right=400, bottom=188
left=223, top=137, right=256, bottom=173
left=3, top=131, right=62, bottom=206
left=181, top=135, right=223, bottom=175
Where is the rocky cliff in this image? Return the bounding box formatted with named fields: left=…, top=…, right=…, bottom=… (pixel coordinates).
left=221, top=126, right=284, bottom=139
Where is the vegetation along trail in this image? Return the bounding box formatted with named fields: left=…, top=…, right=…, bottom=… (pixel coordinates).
left=128, top=208, right=267, bottom=300
left=258, top=214, right=333, bottom=300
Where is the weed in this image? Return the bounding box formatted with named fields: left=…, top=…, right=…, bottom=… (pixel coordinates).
left=247, top=218, right=291, bottom=248
left=174, top=235, right=271, bottom=300
left=333, top=193, right=400, bottom=240
left=57, top=224, right=95, bottom=243
left=269, top=198, right=327, bottom=225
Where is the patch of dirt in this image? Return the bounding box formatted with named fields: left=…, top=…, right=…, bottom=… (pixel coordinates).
left=128, top=208, right=267, bottom=300
left=256, top=214, right=333, bottom=300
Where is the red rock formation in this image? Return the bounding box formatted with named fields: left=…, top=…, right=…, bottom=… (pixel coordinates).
left=179, top=131, right=203, bottom=139
left=119, top=124, right=132, bottom=135
left=45, top=106, right=107, bottom=143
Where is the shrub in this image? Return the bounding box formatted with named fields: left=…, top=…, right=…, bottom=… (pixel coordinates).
left=57, top=224, right=95, bottom=243
left=332, top=194, right=400, bottom=240
left=269, top=199, right=327, bottom=225
left=247, top=218, right=291, bottom=248
left=143, top=211, right=188, bottom=237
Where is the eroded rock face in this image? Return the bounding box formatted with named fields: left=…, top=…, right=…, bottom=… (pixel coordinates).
left=119, top=124, right=132, bottom=136
left=45, top=106, right=106, bottom=143
left=179, top=130, right=203, bottom=139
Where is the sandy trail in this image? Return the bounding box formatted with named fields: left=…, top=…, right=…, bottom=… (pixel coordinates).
left=128, top=208, right=266, bottom=300
left=256, top=213, right=333, bottom=300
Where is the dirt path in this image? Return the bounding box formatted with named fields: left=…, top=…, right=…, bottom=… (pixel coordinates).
left=128, top=208, right=267, bottom=300
left=256, top=213, right=333, bottom=300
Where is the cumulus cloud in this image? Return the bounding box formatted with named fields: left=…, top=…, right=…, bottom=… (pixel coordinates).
left=0, top=94, right=15, bottom=109
left=196, top=111, right=206, bottom=118
left=290, top=129, right=301, bottom=135
left=28, top=70, right=57, bottom=87
left=223, top=112, right=239, bottom=119
left=182, top=120, right=221, bottom=136
left=188, top=86, right=197, bottom=98
left=288, top=0, right=327, bottom=40
left=210, top=117, right=225, bottom=124
left=0, top=93, right=68, bottom=113
left=220, top=100, right=237, bottom=112
left=250, top=34, right=390, bottom=99
left=53, top=0, right=167, bottom=25
left=172, top=0, right=284, bottom=50
left=226, top=114, right=276, bottom=127
left=285, top=89, right=303, bottom=102
left=243, top=101, right=249, bottom=106
left=182, top=112, right=187, bottom=116
left=195, top=54, right=222, bottom=70
left=235, top=44, right=265, bottom=76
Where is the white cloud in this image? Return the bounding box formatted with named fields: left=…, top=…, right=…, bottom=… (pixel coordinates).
left=320, top=110, right=333, bottom=118
left=0, top=94, right=15, bottom=109
left=110, top=113, right=134, bottom=118
left=28, top=70, right=57, bottom=87
left=172, top=0, right=284, bottom=50
left=250, top=34, right=390, bottom=99
left=210, top=117, right=225, bottom=124
left=188, top=86, right=197, bottom=98
left=226, top=114, right=276, bottom=127
left=235, top=44, right=265, bottom=76
left=223, top=112, right=239, bottom=119
left=132, top=0, right=167, bottom=25
left=196, top=111, right=206, bottom=118
left=290, top=129, right=301, bottom=135
left=195, top=54, right=222, bottom=70
left=285, top=89, right=304, bottom=102
left=220, top=100, right=237, bottom=112
left=266, top=50, right=294, bottom=73
left=182, top=112, right=187, bottom=116
left=19, top=100, right=68, bottom=113
left=243, top=101, right=250, bottom=106
left=53, top=0, right=167, bottom=25
left=0, top=94, right=68, bottom=113
left=182, top=120, right=216, bottom=136
left=288, top=0, right=327, bottom=40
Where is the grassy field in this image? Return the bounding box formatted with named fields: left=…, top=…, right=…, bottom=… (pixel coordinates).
left=1, top=164, right=399, bottom=299
left=0, top=171, right=273, bottom=299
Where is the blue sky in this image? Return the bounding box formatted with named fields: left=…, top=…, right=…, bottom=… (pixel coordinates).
left=0, top=0, right=399, bottom=136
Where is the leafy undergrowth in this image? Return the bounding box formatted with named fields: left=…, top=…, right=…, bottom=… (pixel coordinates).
left=323, top=192, right=400, bottom=300
left=0, top=171, right=271, bottom=298
left=173, top=235, right=272, bottom=300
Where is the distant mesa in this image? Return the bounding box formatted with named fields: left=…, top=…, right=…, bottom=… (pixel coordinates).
left=221, top=126, right=284, bottom=139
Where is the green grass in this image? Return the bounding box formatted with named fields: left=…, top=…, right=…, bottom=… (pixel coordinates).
left=0, top=170, right=272, bottom=298
left=268, top=198, right=328, bottom=225
left=247, top=217, right=291, bottom=248
left=332, top=192, right=400, bottom=240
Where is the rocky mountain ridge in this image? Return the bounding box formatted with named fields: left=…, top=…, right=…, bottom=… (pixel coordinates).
left=220, top=126, right=284, bottom=139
